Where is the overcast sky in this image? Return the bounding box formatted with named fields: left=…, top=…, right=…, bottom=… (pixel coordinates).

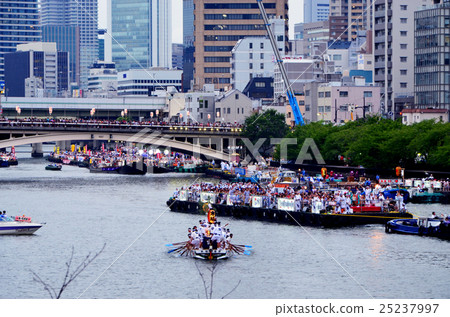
left=98, top=0, right=303, bottom=44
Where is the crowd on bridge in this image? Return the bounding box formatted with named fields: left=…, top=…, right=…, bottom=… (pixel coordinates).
left=0, top=117, right=243, bottom=129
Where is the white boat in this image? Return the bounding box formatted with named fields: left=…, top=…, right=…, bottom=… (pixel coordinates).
left=193, top=248, right=231, bottom=260
left=0, top=215, right=44, bottom=235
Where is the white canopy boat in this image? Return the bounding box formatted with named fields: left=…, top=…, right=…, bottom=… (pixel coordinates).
left=0, top=215, right=44, bottom=235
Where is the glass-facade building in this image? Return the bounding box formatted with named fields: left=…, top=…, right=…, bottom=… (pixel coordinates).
left=0, top=0, right=41, bottom=82
left=111, top=0, right=172, bottom=72
left=42, top=25, right=80, bottom=85
left=304, top=0, right=330, bottom=23
left=414, top=3, right=450, bottom=110
left=40, top=0, right=98, bottom=89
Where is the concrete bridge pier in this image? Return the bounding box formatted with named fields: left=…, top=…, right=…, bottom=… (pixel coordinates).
left=31, top=143, right=44, bottom=158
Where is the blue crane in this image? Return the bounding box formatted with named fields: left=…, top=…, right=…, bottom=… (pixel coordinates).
left=256, top=0, right=305, bottom=126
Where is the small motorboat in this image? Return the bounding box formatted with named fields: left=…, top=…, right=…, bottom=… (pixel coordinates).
left=385, top=217, right=441, bottom=235
left=45, top=164, right=62, bottom=171
left=0, top=215, right=44, bottom=235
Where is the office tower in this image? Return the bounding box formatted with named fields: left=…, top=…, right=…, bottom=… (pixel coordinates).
left=304, top=0, right=330, bottom=23
left=0, top=0, right=41, bottom=82
left=172, top=43, right=183, bottom=69
left=186, top=0, right=288, bottom=92
left=4, top=42, right=69, bottom=97
left=42, top=25, right=80, bottom=86
left=373, top=0, right=428, bottom=118
left=111, top=0, right=172, bottom=72
left=40, top=0, right=98, bottom=89
left=329, top=0, right=370, bottom=40
left=415, top=1, right=450, bottom=111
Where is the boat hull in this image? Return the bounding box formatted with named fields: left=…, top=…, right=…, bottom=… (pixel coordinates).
left=0, top=223, right=43, bottom=235
left=167, top=199, right=413, bottom=228
left=194, top=249, right=230, bottom=260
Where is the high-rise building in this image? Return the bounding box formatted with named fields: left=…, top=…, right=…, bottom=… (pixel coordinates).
left=111, top=0, right=172, bottom=72
left=329, top=0, right=370, bottom=40
left=373, top=0, right=428, bottom=118
left=4, top=42, right=69, bottom=97
left=415, top=0, right=450, bottom=111
left=186, top=0, right=289, bottom=92
left=0, top=0, right=41, bottom=82
left=172, top=43, right=183, bottom=69
left=304, top=0, right=330, bottom=23
left=40, top=0, right=98, bottom=89
left=42, top=25, right=80, bottom=86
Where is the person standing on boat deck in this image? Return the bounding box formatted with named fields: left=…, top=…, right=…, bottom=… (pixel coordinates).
left=395, top=192, right=403, bottom=211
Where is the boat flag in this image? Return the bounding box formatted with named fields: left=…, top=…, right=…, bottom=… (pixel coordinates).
left=83, top=145, right=87, bottom=154
left=11, top=146, right=15, bottom=155
left=71, top=144, right=75, bottom=153
left=57, top=147, right=60, bottom=154
left=101, top=143, right=105, bottom=152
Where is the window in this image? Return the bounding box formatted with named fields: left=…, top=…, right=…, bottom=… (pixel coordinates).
left=249, top=63, right=253, bottom=69
left=333, top=54, right=342, bottom=61
left=400, top=18, right=407, bottom=24
left=237, top=108, right=239, bottom=114
left=400, top=82, right=407, bottom=88
left=260, top=42, right=264, bottom=49
left=235, top=94, right=239, bottom=100
left=400, top=56, right=407, bottom=62
left=318, top=92, right=325, bottom=98
left=305, top=90, right=310, bottom=96
left=305, top=105, right=310, bottom=111
left=249, top=53, right=253, bottom=59
left=339, top=91, right=348, bottom=97
left=277, top=35, right=283, bottom=42
left=400, top=44, right=407, bottom=49
left=400, top=31, right=407, bottom=36
left=227, top=108, right=231, bottom=114
left=260, top=63, right=264, bottom=69
left=325, top=91, right=331, bottom=98
left=400, top=69, right=407, bottom=75
left=260, top=53, right=264, bottom=59
left=364, top=91, right=372, bottom=98
left=325, top=106, right=331, bottom=112
left=255, top=82, right=265, bottom=88
left=400, top=5, right=407, bottom=10
left=249, top=43, right=253, bottom=49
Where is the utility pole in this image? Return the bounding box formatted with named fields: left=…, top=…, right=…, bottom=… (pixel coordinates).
left=363, top=95, right=366, bottom=119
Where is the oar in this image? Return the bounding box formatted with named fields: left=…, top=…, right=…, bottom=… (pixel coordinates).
left=243, top=250, right=251, bottom=255
left=235, top=244, right=252, bottom=248
left=165, top=241, right=189, bottom=247
left=168, top=246, right=184, bottom=254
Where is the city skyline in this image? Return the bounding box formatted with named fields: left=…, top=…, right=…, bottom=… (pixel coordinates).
left=98, top=0, right=304, bottom=44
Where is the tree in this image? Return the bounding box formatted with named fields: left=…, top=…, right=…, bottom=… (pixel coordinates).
left=241, top=109, right=289, bottom=158
left=32, top=244, right=106, bottom=299
left=195, top=261, right=241, bottom=299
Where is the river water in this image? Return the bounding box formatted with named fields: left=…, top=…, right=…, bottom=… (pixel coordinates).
left=0, top=146, right=449, bottom=299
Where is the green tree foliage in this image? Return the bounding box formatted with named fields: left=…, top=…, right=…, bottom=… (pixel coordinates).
left=241, top=109, right=289, bottom=157
left=274, top=116, right=450, bottom=170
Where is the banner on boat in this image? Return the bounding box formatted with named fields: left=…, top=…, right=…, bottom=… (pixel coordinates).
left=200, top=192, right=216, bottom=203
left=278, top=198, right=295, bottom=211
left=404, top=179, right=412, bottom=187
left=179, top=190, right=187, bottom=201
left=251, top=196, right=263, bottom=208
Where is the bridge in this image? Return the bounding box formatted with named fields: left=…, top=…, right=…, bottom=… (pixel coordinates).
left=0, top=120, right=242, bottom=161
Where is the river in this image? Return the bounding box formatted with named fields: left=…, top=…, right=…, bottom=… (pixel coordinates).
left=0, top=146, right=449, bottom=299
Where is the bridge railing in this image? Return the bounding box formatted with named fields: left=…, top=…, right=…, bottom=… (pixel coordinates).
left=0, top=120, right=242, bottom=134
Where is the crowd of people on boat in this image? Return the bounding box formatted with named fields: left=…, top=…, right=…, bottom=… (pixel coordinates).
left=186, top=217, right=233, bottom=251
left=173, top=181, right=409, bottom=214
